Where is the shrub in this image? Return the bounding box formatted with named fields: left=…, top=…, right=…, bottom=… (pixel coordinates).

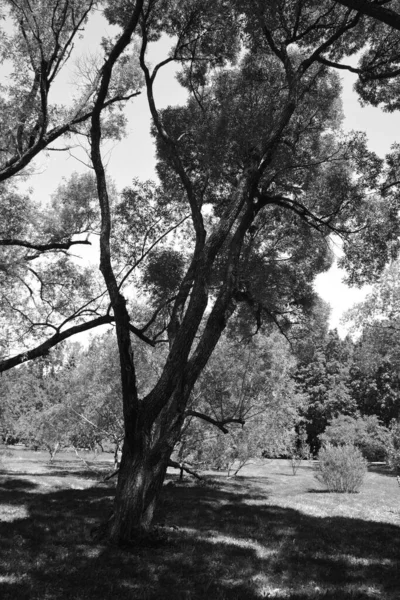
left=320, top=414, right=389, bottom=462
left=315, top=444, right=367, bottom=493
left=386, top=420, right=400, bottom=473
left=357, top=416, right=390, bottom=462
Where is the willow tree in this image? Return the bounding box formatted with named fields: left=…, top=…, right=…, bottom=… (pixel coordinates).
left=92, top=0, right=400, bottom=542
left=3, top=0, right=400, bottom=545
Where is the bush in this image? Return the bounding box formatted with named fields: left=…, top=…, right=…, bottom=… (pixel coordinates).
left=386, top=420, right=400, bottom=473
left=315, top=444, right=367, bottom=493
left=320, top=415, right=389, bottom=462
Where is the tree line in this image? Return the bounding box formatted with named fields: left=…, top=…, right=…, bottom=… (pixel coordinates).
left=3, top=270, right=400, bottom=473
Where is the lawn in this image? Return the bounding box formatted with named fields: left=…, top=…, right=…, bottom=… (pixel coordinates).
left=0, top=449, right=400, bottom=599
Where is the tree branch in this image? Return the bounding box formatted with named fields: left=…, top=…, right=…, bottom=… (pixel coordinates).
left=0, top=238, right=91, bottom=252
left=185, top=410, right=245, bottom=434
left=335, top=0, right=400, bottom=31
left=0, top=314, right=114, bottom=373
left=168, top=458, right=203, bottom=480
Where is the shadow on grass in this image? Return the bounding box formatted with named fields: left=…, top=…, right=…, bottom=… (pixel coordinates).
left=0, top=478, right=39, bottom=492
left=368, top=463, right=397, bottom=477
left=0, top=464, right=111, bottom=481
left=0, top=474, right=399, bottom=599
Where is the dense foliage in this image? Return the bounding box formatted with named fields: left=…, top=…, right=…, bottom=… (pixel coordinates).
left=315, top=444, right=368, bottom=493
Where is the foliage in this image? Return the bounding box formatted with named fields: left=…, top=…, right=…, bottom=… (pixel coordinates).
left=321, top=414, right=390, bottom=462
left=0, top=346, right=79, bottom=458
left=315, top=444, right=367, bottom=493
left=174, top=329, right=305, bottom=474
left=286, top=427, right=310, bottom=475
left=386, top=420, right=400, bottom=473
left=295, top=329, right=356, bottom=454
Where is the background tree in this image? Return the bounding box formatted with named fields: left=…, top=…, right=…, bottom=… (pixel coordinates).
left=346, top=259, right=400, bottom=424
left=174, top=328, right=304, bottom=474
left=320, top=414, right=390, bottom=461
left=295, top=330, right=356, bottom=453
left=0, top=344, right=77, bottom=458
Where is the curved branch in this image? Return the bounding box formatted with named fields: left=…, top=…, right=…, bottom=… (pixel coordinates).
left=0, top=238, right=91, bottom=252
left=0, top=314, right=114, bottom=373
left=0, top=91, right=141, bottom=182
left=139, top=14, right=205, bottom=244
left=185, top=410, right=245, bottom=434
left=168, top=458, right=203, bottom=480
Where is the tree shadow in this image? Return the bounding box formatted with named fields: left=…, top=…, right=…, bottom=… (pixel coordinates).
left=0, top=464, right=111, bottom=481
left=0, top=478, right=39, bottom=492
left=368, top=463, right=397, bottom=477
left=0, top=474, right=399, bottom=599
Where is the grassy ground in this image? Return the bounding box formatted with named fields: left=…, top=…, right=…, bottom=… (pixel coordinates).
left=1, top=449, right=400, bottom=599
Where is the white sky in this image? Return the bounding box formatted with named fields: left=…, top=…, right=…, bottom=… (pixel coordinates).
left=19, top=12, right=400, bottom=338
left=314, top=69, right=400, bottom=336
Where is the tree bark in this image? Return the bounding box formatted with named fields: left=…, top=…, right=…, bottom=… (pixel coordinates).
left=106, top=434, right=171, bottom=543
left=336, top=0, right=400, bottom=31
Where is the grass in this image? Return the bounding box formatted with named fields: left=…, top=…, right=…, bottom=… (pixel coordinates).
left=1, top=449, right=400, bottom=599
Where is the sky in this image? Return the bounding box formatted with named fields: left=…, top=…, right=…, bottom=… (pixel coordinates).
left=314, top=68, right=400, bottom=335
left=20, top=12, right=400, bottom=338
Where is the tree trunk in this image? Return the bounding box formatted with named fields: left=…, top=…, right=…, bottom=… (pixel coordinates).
left=106, top=439, right=171, bottom=544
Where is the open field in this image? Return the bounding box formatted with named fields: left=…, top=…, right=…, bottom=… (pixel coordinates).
left=1, top=449, right=400, bottom=599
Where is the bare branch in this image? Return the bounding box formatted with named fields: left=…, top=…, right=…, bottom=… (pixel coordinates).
left=0, top=238, right=91, bottom=252
left=0, top=314, right=114, bottom=372
left=168, top=458, right=203, bottom=480
left=185, top=410, right=245, bottom=434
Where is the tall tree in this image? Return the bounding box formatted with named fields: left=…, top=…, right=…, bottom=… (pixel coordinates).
left=345, top=259, right=400, bottom=424
left=94, top=1, right=400, bottom=542
left=295, top=330, right=356, bottom=453
left=3, top=0, right=400, bottom=544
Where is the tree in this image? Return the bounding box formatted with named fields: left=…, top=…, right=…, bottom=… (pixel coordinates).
left=320, top=414, right=390, bottom=461
left=174, top=329, right=304, bottom=475
left=0, top=344, right=79, bottom=458
left=295, top=330, right=356, bottom=453
left=2, top=1, right=400, bottom=544
left=345, top=259, right=400, bottom=424
left=0, top=0, right=144, bottom=371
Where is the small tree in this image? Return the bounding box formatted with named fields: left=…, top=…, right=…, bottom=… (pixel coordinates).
left=287, top=427, right=310, bottom=475
left=315, top=444, right=367, bottom=493
left=33, top=404, right=73, bottom=461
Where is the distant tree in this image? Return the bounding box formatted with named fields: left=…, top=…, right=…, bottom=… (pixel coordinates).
left=296, top=330, right=356, bottom=454
left=321, top=414, right=389, bottom=461
left=287, top=426, right=311, bottom=475
left=345, top=260, right=400, bottom=424
left=174, top=329, right=305, bottom=475
left=0, top=345, right=77, bottom=458
left=386, top=420, right=400, bottom=473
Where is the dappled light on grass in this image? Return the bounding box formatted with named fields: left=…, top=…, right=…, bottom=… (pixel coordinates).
left=0, top=503, right=29, bottom=522
left=0, top=454, right=399, bottom=599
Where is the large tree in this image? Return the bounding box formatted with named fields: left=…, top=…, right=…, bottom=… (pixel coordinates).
left=3, top=0, right=400, bottom=544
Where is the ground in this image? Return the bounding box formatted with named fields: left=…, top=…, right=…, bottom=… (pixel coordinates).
left=0, top=448, right=399, bottom=599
